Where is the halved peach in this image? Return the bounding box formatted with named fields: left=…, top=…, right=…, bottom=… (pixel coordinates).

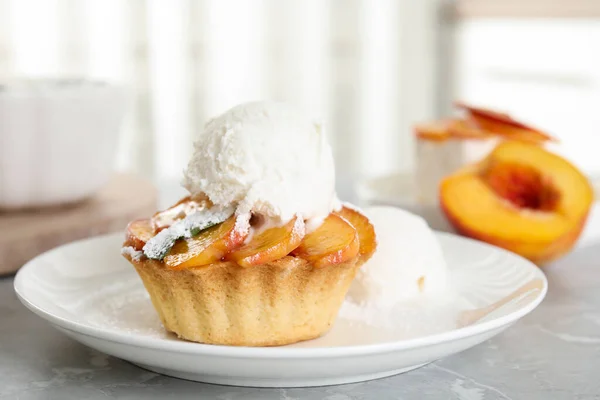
left=227, top=216, right=305, bottom=267
left=293, top=213, right=360, bottom=268
left=440, top=141, right=593, bottom=264
left=335, top=206, right=377, bottom=261
left=163, top=216, right=247, bottom=270
left=124, top=219, right=154, bottom=250
left=456, top=102, right=555, bottom=144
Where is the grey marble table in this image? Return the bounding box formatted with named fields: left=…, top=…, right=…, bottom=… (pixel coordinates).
left=2, top=189, right=600, bottom=399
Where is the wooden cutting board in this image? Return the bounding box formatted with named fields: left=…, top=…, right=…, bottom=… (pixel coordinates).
left=0, top=174, right=157, bottom=275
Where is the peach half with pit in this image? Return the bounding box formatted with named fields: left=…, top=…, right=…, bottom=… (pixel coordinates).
left=439, top=141, right=593, bottom=264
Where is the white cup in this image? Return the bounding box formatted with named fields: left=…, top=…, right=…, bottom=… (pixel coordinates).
left=0, top=79, right=126, bottom=209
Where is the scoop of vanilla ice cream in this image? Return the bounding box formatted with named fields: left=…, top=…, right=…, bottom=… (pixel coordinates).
left=347, top=206, right=448, bottom=307
left=183, top=101, right=337, bottom=222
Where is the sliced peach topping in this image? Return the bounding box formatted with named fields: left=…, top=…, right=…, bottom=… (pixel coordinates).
left=293, top=214, right=359, bottom=268
left=335, top=206, right=377, bottom=261
left=163, top=216, right=247, bottom=270
left=227, top=216, right=305, bottom=267
left=124, top=219, right=154, bottom=250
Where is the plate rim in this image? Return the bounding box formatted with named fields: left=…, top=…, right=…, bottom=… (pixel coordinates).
left=14, top=232, right=547, bottom=359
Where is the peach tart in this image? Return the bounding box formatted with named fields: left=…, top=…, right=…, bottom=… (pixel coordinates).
left=122, top=198, right=375, bottom=346
left=120, top=101, right=376, bottom=346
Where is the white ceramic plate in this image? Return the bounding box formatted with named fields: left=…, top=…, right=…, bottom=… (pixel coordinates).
left=15, top=233, right=547, bottom=388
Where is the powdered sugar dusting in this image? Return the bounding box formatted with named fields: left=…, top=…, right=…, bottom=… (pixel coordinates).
left=121, top=246, right=143, bottom=261
left=143, top=205, right=235, bottom=259
left=234, top=212, right=251, bottom=236
left=292, top=215, right=306, bottom=237
left=338, top=295, right=460, bottom=338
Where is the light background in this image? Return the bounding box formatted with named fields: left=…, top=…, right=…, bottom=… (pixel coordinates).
left=0, top=0, right=599, bottom=198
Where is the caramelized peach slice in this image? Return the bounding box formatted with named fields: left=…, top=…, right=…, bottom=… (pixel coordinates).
left=456, top=102, right=555, bottom=144
left=415, top=118, right=492, bottom=142
left=293, top=214, right=359, bottom=268
left=124, top=219, right=154, bottom=250
left=440, top=141, right=593, bottom=264
left=164, top=216, right=246, bottom=270
left=447, top=119, right=492, bottom=140
left=414, top=119, right=453, bottom=142
left=335, top=206, right=377, bottom=261
left=227, top=217, right=305, bottom=267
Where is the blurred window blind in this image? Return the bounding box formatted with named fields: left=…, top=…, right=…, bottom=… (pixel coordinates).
left=454, top=19, right=600, bottom=176
left=0, top=0, right=441, bottom=197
